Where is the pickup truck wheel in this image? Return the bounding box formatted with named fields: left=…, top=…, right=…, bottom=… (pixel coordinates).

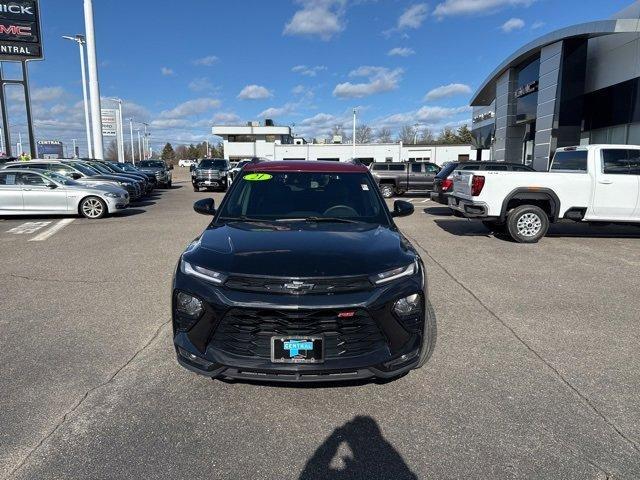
left=193, top=186, right=199, bottom=192
left=380, top=184, right=394, bottom=198
left=482, top=220, right=507, bottom=234
left=507, top=205, right=549, bottom=243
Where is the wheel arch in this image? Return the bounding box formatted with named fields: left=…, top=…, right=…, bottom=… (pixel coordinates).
left=77, top=194, right=108, bottom=216
left=500, top=188, right=561, bottom=222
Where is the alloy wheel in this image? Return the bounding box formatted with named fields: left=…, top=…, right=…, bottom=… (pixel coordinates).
left=82, top=198, right=104, bottom=219
left=516, top=212, right=542, bottom=237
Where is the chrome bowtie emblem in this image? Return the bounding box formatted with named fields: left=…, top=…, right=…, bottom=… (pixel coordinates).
left=283, top=281, right=314, bottom=291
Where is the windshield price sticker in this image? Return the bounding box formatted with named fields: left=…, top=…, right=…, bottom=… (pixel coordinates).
left=244, top=173, right=273, bottom=181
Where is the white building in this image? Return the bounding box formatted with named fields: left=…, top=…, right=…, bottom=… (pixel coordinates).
left=212, top=121, right=485, bottom=166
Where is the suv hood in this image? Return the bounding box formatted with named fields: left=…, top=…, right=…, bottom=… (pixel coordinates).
left=137, top=166, right=164, bottom=173
left=184, top=223, right=415, bottom=278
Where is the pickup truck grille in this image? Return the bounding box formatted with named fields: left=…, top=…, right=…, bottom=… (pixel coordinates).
left=196, top=170, right=222, bottom=180
left=211, top=308, right=387, bottom=359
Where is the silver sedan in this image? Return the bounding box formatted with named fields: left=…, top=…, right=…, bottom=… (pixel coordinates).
left=0, top=168, right=129, bottom=219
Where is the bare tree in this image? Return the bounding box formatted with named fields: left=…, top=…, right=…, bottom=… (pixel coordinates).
left=377, top=127, right=393, bottom=143
left=419, top=127, right=435, bottom=144
left=398, top=124, right=417, bottom=144
left=105, top=140, right=118, bottom=161
left=355, top=124, right=373, bottom=144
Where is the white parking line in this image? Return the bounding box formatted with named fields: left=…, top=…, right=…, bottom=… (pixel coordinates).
left=29, top=219, right=75, bottom=242
left=7, top=221, right=51, bottom=235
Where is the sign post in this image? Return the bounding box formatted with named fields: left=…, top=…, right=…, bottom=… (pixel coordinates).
left=0, top=0, right=43, bottom=158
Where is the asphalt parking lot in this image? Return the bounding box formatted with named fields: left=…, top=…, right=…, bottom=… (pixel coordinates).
left=2, top=168, right=640, bottom=479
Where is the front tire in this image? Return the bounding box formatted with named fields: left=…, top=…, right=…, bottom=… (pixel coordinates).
left=416, top=302, right=437, bottom=369
left=506, top=205, right=549, bottom=243
left=380, top=184, right=394, bottom=198
left=80, top=196, right=107, bottom=219
left=193, top=185, right=199, bottom=192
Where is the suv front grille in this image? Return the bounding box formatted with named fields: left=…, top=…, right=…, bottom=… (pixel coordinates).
left=196, top=170, right=221, bottom=179
left=224, top=275, right=372, bottom=295
left=211, top=308, right=387, bottom=359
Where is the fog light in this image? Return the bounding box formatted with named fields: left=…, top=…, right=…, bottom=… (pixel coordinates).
left=393, top=293, right=421, bottom=317
left=176, top=292, right=204, bottom=318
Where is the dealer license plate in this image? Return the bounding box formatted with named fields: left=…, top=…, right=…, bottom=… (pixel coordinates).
left=271, top=337, right=323, bottom=364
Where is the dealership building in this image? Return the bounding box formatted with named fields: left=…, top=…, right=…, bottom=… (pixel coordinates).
left=212, top=122, right=482, bottom=166
left=471, top=2, right=640, bottom=170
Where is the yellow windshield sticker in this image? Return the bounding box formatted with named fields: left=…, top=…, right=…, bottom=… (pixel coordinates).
left=244, top=173, right=273, bottom=181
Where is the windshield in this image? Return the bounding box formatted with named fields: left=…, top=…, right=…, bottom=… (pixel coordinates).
left=139, top=161, right=165, bottom=168
left=217, top=172, right=389, bottom=225
left=120, top=164, right=139, bottom=172
left=550, top=150, right=588, bottom=172
left=199, top=159, right=227, bottom=170
left=68, top=162, right=100, bottom=176
left=88, top=162, right=115, bottom=174
left=43, top=171, right=81, bottom=186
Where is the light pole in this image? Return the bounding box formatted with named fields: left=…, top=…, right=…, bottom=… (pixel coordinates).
left=137, top=129, right=142, bottom=161
left=352, top=108, right=356, bottom=159
left=142, top=123, right=149, bottom=159
left=63, top=34, right=92, bottom=158
left=72, top=139, right=77, bottom=157
left=107, top=97, right=124, bottom=162
left=83, top=0, right=104, bottom=159
left=129, top=118, right=135, bottom=164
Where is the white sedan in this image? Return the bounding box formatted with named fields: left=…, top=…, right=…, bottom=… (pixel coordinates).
left=178, top=159, right=196, bottom=167
left=0, top=169, right=129, bottom=219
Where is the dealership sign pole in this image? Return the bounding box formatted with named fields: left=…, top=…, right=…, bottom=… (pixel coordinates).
left=84, top=0, right=103, bottom=159
left=0, top=0, right=44, bottom=158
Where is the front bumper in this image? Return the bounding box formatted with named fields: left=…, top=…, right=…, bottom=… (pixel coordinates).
left=193, top=176, right=228, bottom=188
left=105, top=197, right=129, bottom=213
left=172, top=268, right=430, bottom=382
left=448, top=196, right=489, bottom=217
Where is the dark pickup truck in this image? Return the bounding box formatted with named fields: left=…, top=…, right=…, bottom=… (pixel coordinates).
left=192, top=158, right=231, bottom=192
left=370, top=161, right=441, bottom=198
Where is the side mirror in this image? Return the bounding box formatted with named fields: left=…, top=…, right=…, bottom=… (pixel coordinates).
left=391, top=200, right=414, bottom=218
left=168, top=164, right=174, bottom=170
left=71, top=172, right=82, bottom=180
left=194, top=198, right=216, bottom=216
left=46, top=183, right=58, bottom=189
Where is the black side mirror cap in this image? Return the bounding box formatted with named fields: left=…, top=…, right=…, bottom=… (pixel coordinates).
left=391, top=200, right=414, bottom=218
left=47, top=183, right=58, bottom=189
left=194, top=198, right=216, bottom=216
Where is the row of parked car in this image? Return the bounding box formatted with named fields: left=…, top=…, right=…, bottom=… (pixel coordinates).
left=0, top=158, right=173, bottom=219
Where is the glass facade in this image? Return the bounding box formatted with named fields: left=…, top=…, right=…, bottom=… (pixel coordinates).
left=515, top=56, right=540, bottom=124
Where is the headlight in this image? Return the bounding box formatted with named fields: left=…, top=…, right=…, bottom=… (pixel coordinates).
left=181, top=259, right=226, bottom=284
left=104, top=192, right=120, bottom=198
left=393, top=293, right=421, bottom=317
left=117, top=181, right=128, bottom=186
left=371, top=261, right=417, bottom=285
left=175, top=291, right=204, bottom=318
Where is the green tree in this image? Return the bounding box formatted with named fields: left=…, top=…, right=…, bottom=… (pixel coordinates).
left=456, top=124, right=474, bottom=144
left=436, top=127, right=458, bottom=145
left=161, top=143, right=175, bottom=161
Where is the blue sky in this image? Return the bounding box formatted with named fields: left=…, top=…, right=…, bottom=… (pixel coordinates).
left=15, top=0, right=635, bottom=154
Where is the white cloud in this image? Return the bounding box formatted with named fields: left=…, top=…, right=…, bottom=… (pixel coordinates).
left=283, top=0, right=346, bottom=41
left=501, top=17, right=525, bottom=32
left=292, top=64, right=327, bottom=77
left=237, top=84, right=273, bottom=100
left=333, top=66, right=403, bottom=98
left=377, top=105, right=471, bottom=130
left=433, top=0, right=534, bottom=17
left=531, top=20, right=545, bottom=29
left=387, top=47, right=415, bottom=57
left=159, top=98, right=221, bottom=119
left=193, top=55, right=218, bottom=66
left=258, top=103, right=298, bottom=118
left=30, top=86, right=65, bottom=103
left=398, top=3, right=429, bottom=29
left=212, top=112, right=240, bottom=124
left=161, top=67, right=175, bottom=76
left=425, top=83, right=472, bottom=100
left=292, top=85, right=307, bottom=95
left=188, top=77, right=215, bottom=92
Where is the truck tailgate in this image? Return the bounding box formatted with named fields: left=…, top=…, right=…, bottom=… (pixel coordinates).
left=452, top=171, right=474, bottom=199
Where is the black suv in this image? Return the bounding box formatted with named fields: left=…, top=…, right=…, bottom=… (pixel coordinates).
left=173, top=161, right=436, bottom=382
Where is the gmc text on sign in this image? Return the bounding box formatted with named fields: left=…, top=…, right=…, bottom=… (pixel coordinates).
left=0, top=0, right=42, bottom=61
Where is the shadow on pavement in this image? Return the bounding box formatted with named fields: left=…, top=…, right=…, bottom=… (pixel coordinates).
left=434, top=218, right=640, bottom=240
left=111, top=208, right=147, bottom=218
left=299, top=416, right=417, bottom=480
left=423, top=206, right=454, bottom=217
left=129, top=201, right=156, bottom=207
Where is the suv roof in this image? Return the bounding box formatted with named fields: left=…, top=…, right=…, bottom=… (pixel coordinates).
left=244, top=160, right=368, bottom=173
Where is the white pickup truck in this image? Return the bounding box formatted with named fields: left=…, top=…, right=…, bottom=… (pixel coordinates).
left=449, top=144, right=640, bottom=243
